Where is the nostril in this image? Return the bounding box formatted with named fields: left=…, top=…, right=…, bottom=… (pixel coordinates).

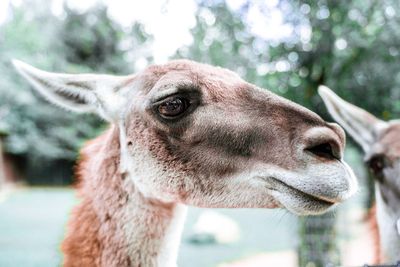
left=306, top=142, right=338, bottom=160
left=303, top=127, right=343, bottom=160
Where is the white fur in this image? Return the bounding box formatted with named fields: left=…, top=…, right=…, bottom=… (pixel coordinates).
left=157, top=204, right=187, bottom=267
left=12, top=59, right=131, bottom=121
left=118, top=143, right=188, bottom=267
left=318, top=85, right=388, bottom=153
left=13, top=61, right=359, bottom=266
left=375, top=186, right=400, bottom=262
left=252, top=161, right=357, bottom=215
left=319, top=86, right=400, bottom=263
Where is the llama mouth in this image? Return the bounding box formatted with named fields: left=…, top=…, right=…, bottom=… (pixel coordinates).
left=260, top=176, right=336, bottom=215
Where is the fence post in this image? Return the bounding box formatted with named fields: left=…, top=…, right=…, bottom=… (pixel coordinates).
left=298, top=211, right=339, bottom=267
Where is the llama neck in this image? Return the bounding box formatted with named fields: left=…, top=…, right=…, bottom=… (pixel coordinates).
left=374, top=183, right=400, bottom=262
left=93, top=185, right=188, bottom=267
left=63, top=127, right=188, bottom=267
left=120, top=196, right=187, bottom=266
left=122, top=191, right=188, bottom=267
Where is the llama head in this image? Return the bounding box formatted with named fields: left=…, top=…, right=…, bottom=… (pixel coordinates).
left=319, top=85, right=400, bottom=215
left=13, top=60, right=357, bottom=215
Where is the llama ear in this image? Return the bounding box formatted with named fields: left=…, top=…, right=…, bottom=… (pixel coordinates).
left=318, top=85, right=387, bottom=153
left=12, top=59, right=133, bottom=121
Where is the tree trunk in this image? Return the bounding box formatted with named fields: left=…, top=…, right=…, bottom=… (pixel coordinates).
left=0, top=140, right=6, bottom=190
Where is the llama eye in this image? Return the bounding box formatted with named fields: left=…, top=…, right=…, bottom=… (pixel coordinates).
left=157, top=97, right=189, bottom=118
left=368, top=155, right=386, bottom=175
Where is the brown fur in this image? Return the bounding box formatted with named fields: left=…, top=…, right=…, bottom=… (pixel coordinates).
left=62, top=128, right=132, bottom=267
left=319, top=86, right=400, bottom=263
left=62, top=126, right=180, bottom=267
left=13, top=60, right=358, bottom=266
left=367, top=204, right=382, bottom=264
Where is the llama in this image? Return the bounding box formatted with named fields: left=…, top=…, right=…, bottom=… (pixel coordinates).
left=319, top=86, right=400, bottom=263
left=13, top=59, right=357, bottom=267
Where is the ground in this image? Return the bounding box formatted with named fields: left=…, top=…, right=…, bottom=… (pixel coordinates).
left=0, top=187, right=299, bottom=267
left=0, top=186, right=373, bottom=267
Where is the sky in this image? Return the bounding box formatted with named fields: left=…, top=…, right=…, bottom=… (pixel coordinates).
left=0, top=0, right=298, bottom=63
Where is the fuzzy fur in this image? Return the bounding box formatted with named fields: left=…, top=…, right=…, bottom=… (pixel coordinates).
left=13, top=60, right=358, bottom=266
left=319, top=86, right=400, bottom=263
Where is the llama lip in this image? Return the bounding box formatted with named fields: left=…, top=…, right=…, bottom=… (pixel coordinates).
left=262, top=177, right=336, bottom=204
left=260, top=176, right=336, bottom=214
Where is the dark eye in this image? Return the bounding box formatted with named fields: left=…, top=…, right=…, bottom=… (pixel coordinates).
left=367, top=155, right=386, bottom=175
left=157, top=97, right=189, bottom=118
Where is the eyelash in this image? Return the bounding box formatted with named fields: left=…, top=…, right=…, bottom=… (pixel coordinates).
left=150, top=89, right=202, bottom=122
left=151, top=95, right=196, bottom=121
left=157, top=96, right=190, bottom=118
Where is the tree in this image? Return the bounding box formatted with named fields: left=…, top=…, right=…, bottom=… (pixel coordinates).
left=0, top=2, right=153, bottom=183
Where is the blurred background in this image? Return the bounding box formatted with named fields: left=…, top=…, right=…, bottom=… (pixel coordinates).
left=0, top=0, right=399, bottom=266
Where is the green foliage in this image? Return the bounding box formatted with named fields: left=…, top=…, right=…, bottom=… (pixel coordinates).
left=0, top=3, right=152, bottom=161
left=177, top=0, right=400, bottom=122
left=5, top=0, right=398, bottom=164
